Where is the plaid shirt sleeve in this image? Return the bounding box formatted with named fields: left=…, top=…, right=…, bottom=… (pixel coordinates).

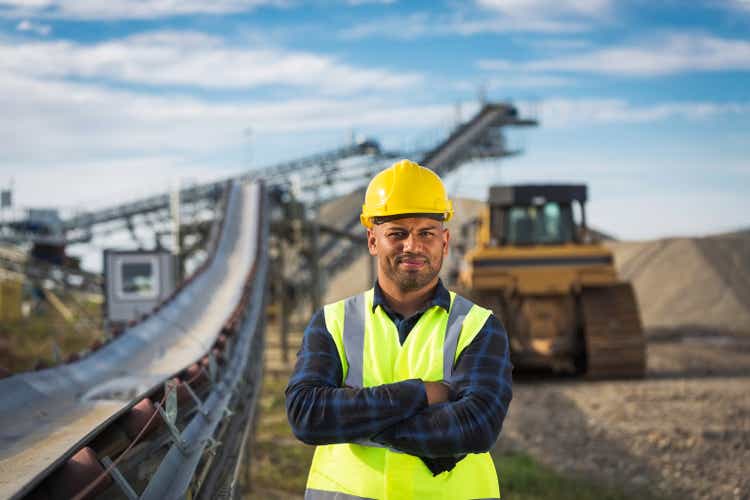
left=371, top=314, right=513, bottom=459
left=285, top=309, right=429, bottom=445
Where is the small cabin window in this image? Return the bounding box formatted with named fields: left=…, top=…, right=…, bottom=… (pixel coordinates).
left=501, top=202, right=576, bottom=245
left=117, top=258, right=159, bottom=300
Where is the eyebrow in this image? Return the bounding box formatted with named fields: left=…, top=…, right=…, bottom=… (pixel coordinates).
left=384, top=223, right=443, bottom=232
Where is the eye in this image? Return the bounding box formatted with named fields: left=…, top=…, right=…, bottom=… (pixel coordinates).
left=420, top=230, right=435, bottom=238
left=387, top=231, right=407, bottom=239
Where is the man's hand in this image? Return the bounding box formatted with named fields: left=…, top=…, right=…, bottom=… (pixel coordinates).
left=423, top=381, right=451, bottom=406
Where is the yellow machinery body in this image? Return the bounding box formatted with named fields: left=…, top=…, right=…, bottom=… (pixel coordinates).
left=458, top=186, right=645, bottom=378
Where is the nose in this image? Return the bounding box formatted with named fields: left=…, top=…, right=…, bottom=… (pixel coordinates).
left=402, top=232, right=419, bottom=253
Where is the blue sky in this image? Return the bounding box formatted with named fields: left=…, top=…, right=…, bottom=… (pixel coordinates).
left=1, top=0, right=749, bottom=240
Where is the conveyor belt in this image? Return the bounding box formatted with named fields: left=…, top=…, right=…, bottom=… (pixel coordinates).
left=0, top=181, right=262, bottom=499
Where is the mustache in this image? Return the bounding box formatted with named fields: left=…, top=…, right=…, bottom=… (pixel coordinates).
left=395, top=253, right=430, bottom=264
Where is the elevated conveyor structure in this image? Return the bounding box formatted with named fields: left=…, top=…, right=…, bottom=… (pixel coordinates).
left=60, top=142, right=383, bottom=240
left=0, top=181, right=267, bottom=499
left=0, top=141, right=386, bottom=249
left=421, top=102, right=536, bottom=176
left=319, top=102, right=537, bottom=275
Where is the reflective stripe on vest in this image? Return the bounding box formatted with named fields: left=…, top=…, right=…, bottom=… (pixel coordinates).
left=306, top=488, right=375, bottom=500
left=343, top=292, right=365, bottom=388
left=307, top=288, right=499, bottom=500
left=306, top=488, right=500, bottom=500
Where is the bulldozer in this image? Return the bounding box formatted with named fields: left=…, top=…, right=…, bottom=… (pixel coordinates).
left=457, top=184, right=646, bottom=378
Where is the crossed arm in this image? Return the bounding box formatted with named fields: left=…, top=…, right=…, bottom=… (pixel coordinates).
left=285, top=310, right=513, bottom=459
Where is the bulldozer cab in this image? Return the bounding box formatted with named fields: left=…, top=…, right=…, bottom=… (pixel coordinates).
left=487, top=184, right=587, bottom=246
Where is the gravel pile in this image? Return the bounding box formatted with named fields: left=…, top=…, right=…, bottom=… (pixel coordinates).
left=609, top=230, right=750, bottom=335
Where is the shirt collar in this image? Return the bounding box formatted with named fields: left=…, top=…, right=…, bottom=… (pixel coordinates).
left=372, top=279, right=451, bottom=314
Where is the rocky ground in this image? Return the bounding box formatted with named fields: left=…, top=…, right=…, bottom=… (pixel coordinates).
left=495, top=331, right=750, bottom=500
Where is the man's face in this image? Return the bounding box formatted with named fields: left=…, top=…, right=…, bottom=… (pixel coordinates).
left=367, top=217, right=450, bottom=293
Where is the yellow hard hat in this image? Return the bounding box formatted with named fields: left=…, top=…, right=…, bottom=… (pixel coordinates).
left=360, top=159, right=454, bottom=228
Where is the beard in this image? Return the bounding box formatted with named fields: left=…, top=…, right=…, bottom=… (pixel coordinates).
left=384, top=252, right=443, bottom=292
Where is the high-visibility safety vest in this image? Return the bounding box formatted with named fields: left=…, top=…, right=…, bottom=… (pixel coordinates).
left=305, top=288, right=501, bottom=500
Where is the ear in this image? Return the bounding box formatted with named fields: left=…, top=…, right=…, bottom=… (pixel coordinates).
left=442, top=228, right=450, bottom=257
left=367, top=228, right=378, bottom=256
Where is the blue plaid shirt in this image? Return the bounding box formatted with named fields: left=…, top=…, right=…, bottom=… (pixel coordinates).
left=285, top=280, right=513, bottom=470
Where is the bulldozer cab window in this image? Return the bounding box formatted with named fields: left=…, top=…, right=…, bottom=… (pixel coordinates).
left=500, top=202, right=575, bottom=245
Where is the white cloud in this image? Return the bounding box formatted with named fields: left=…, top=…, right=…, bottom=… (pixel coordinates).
left=0, top=31, right=422, bottom=93
left=340, top=15, right=582, bottom=40
left=16, top=19, right=51, bottom=35
left=450, top=16, right=585, bottom=35
left=479, top=34, right=750, bottom=76
left=0, top=68, right=452, bottom=166
left=519, top=37, right=592, bottom=51
left=0, top=0, right=286, bottom=19
left=340, top=7, right=597, bottom=40
left=340, top=0, right=615, bottom=39
left=339, top=13, right=429, bottom=40
left=477, top=0, right=613, bottom=20
left=727, top=0, right=750, bottom=12
left=517, top=98, right=750, bottom=128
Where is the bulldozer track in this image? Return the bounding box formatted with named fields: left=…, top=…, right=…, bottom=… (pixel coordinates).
left=581, top=283, right=646, bottom=378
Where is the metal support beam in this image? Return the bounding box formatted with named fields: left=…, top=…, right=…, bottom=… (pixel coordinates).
left=101, top=457, right=139, bottom=500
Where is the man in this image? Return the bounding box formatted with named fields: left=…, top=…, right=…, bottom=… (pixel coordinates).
left=286, top=159, right=513, bottom=500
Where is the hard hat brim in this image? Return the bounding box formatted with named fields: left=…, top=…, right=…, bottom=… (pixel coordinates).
left=361, top=210, right=453, bottom=228
left=371, top=213, right=446, bottom=225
